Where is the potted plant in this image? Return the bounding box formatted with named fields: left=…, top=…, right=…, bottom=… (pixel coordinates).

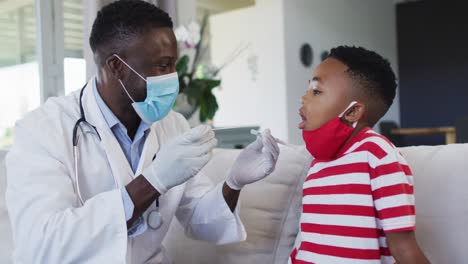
left=174, top=16, right=219, bottom=123
left=174, top=15, right=247, bottom=124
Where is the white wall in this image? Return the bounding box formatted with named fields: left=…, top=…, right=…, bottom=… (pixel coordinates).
left=210, top=0, right=289, bottom=140
left=176, top=0, right=196, bottom=26
left=210, top=0, right=399, bottom=144
left=283, top=0, right=400, bottom=144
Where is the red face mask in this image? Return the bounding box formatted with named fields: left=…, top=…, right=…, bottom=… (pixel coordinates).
left=302, top=102, right=357, bottom=161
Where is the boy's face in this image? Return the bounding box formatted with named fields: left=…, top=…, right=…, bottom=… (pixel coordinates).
left=299, top=58, right=353, bottom=131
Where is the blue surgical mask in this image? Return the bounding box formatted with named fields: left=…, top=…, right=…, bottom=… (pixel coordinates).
left=114, top=54, right=179, bottom=124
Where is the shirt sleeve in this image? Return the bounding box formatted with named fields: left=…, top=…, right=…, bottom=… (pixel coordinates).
left=289, top=228, right=302, bottom=263
left=289, top=248, right=298, bottom=264
left=369, top=148, right=416, bottom=233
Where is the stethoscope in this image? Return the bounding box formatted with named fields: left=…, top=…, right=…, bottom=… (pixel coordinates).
left=72, top=84, right=162, bottom=230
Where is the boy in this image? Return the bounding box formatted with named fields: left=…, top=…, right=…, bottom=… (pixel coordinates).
left=291, top=46, right=430, bottom=264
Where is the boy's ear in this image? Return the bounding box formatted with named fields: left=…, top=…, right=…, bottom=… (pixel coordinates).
left=344, top=102, right=365, bottom=124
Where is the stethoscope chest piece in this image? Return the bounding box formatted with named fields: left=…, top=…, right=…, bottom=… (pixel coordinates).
left=147, top=155, right=163, bottom=230
left=147, top=209, right=163, bottom=230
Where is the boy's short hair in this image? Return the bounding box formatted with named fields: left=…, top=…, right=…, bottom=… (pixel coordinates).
left=327, top=46, right=397, bottom=126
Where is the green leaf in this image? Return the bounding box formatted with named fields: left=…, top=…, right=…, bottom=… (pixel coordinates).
left=199, top=100, right=208, bottom=122
left=208, top=95, right=219, bottom=120
left=178, top=78, right=187, bottom=94
left=186, top=80, right=203, bottom=105
left=199, top=91, right=218, bottom=122
left=180, top=76, right=221, bottom=122
left=198, top=79, right=221, bottom=90
left=176, top=55, right=190, bottom=76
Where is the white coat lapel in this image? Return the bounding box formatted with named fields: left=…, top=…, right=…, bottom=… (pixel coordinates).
left=82, top=79, right=134, bottom=187
left=135, top=126, right=160, bottom=176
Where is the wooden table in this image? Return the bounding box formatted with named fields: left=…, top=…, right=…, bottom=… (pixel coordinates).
left=391, top=126, right=456, bottom=144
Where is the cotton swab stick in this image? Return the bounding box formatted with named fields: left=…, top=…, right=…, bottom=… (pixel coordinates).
left=250, top=129, right=291, bottom=147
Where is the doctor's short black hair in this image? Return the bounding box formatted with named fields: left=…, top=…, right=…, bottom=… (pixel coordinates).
left=89, top=0, right=173, bottom=56
left=327, top=46, right=397, bottom=126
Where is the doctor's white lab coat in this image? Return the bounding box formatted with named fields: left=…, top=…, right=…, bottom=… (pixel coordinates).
left=5, top=80, right=246, bottom=263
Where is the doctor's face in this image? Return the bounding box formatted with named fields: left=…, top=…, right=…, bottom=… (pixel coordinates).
left=113, top=27, right=178, bottom=103
left=299, top=58, right=353, bottom=131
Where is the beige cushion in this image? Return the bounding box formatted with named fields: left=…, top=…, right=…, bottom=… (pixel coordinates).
left=0, top=150, right=13, bottom=264
left=163, top=146, right=312, bottom=264
left=400, top=144, right=468, bottom=263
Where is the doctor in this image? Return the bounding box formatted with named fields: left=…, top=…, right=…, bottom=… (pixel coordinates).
left=5, top=1, right=280, bottom=263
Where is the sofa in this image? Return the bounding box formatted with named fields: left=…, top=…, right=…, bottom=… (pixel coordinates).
left=1, top=143, right=467, bottom=263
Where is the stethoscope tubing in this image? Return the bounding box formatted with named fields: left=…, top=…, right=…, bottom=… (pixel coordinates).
left=71, top=84, right=162, bottom=229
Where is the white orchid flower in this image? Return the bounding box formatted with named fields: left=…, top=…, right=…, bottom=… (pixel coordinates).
left=187, top=21, right=201, bottom=47
left=174, top=25, right=189, bottom=43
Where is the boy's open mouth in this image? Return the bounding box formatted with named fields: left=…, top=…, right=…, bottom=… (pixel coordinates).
left=298, top=109, right=307, bottom=129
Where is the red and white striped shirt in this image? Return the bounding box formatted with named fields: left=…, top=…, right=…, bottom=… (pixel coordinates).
left=290, top=128, right=415, bottom=264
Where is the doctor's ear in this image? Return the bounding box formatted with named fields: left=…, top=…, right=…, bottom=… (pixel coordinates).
left=343, top=102, right=365, bottom=124
left=105, top=55, right=125, bottom=80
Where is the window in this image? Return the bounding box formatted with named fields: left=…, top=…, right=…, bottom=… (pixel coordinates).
left=0, top=0, right=87, bottom=150
left=0, top=1, right=40, bottom=149
left=63, top=0, right=86, bottom=95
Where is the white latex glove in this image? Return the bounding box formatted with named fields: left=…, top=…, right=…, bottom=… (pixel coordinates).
left=226, top=129, right=280, bottom=190
left=143, top=125, right=217, bottom=194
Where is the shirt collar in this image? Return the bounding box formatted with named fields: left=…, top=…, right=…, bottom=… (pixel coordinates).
left=336, top=127, right=372, bottom=158
left=93, top=78, right=121, bottom=129
left=92, top=77, right=151, bottom=133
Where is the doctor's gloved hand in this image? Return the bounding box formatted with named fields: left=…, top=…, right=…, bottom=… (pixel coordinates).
left=142, top=125, right=217, bottom=194
left=225, top=129, right=280, bottom=190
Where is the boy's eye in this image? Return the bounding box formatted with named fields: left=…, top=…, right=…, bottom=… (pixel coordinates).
left=313, top=89, right=322, bottom=96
